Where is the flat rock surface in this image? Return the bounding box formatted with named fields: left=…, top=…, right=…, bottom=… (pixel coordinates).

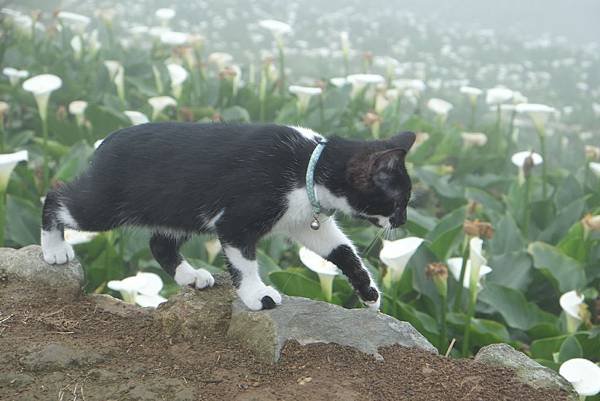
left=0, top=245, right=83, bottom=297
left=475, top=344, right=576, bottom=398
left=228, top=294, right=437, bottom=362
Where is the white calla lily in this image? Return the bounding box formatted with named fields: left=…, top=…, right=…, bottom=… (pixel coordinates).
left=299, top=246, right=339, bottom=301
left=258, top=19, right=292, bottom=43
left=392, top=79, right=427, bottom=95
left=379, top=237, right=424, bottom=287
left=460, top=86, right=482, bottom=104
left=427, top=98, right=453, bottom=120
left=347, top=74, right=385, bottom=98
left=330, top=77, right=349, bottom=88
left=560, top=290, right=584, bottom=333
left=22, top=74, right=63, bottom=122
left=461, top=132, right=488, bottom=147
left=0, top=150, right=28, bottom=191
left=148, top=96, right=177, bottom=120
left=107, top=272, right=166, bottom=308
left=3, top=67, right=29, bottom=86
left=160, top=31, right=189, bottom=46
left=68, top=100, right=87, bottom=126
left=511, top=151, right=543, bottom=184
left=289, top=85, right=322, bottom=113
left=124, top=110, right=149, bottom=126
left=56, top=11, right=90, bottom=33
left=208, top=52, right=234, bottom=71
left=486, top=87, right=513, bottom=105
left=447, top=258, right=492, bottom=290
left=590, top=162, right=600, bottom=178
left=166, top=63, right=188, bottom=98
left=468, top=237, right=487, bottom=293
left=155, top=8, right=175, bottom=26
left=515, top=103, right=557, bottom=132
left=104, top=61, right=125, bottom=103
left=204, top=238, right=222, bottom=264
left=559, top=358, right=600, bottom=397
left=64, top=229, right=97, bottom=245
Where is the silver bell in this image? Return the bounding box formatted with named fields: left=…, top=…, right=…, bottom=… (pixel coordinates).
left=310, top=216, right=320, bottom=230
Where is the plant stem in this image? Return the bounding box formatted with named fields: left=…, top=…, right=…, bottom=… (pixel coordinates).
left=469, top=103, right=475, bottom=130
left=0, top=189, right=5, bottom=246
left=0, top=120, right=5, bottom=153
left=439, top=294, right=448, bottom=351
left=461, top=292, right=476, bottom=356
left=277, top=41, right=285, bottom=96
left=524, top=176, right=531, bottom=238
left=453, top=238, right=469, bottom=312
left=41, top=116, right=49, bottom=193
left=539, top=130, right=548, bottom=199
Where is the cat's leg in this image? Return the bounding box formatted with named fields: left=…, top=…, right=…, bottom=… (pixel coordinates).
left=221, top=245, right=282, bottom=311
left=41, top=190, right=76, bottom=264
left=291, top=219, right=380, bottom=310
left=149, top=233, right=214, bottom=289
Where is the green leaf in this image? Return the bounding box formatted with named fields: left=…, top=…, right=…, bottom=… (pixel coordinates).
left=487, top=251, right=532, bottom=292
left=528, top=242, right=586, bottom=292
left=539, top=197, right=586, bottom=245
left=221, top=106, right=251, bottom=122
left=489, top=214, right=524, bottom=255
left=395, top=300, right=439, bottom=343
left=5, top=195, right=40, bottom=246
left=555, top=175, right=583, bottom=210
left=269, top=268, right=322, bottom=300
left=466, top=187, right=504, bottom=215
left=414, top=167, right=465, bottom=199
left=447, top=313, right=510, bottom=347
left=558, top=335, right=583, bottom=363
left=53, top=141, right=94, bottom=182
left=406, top=207, right=437, bottom=237
left=478, top=283, right=556, bottom=330
left=257, top=249, right=282, bottom=285
left=557, top=223, right=588, bottom=263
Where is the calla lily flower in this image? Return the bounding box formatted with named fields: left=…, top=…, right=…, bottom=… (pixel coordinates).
left=299, top=246, right=339, bottom=302
left=0, top=150, right=28, bottom=191
left=560, top=290, right=584, bottom=333
left=204, top=238, right=222, bottom=264
left=511, top=151, right=543, bottom=184
left=124, top=110, right=149, bottom=126
left=166, top=63, right=188, bottom=98
left=427, top=98, right=453, bottom=120
left=467, top=237, right=487, bottom=293
left=330, top=77, right=349, bottom=88
left=155, top=8, right=175, bottom=26
left=68, top=100, right=87, bottom=126
left=289, top=85, right=322, bottom=113
left=3, top=67, right=29, bottom=86
left=392, top=79, right=427, bottom=96
left=486, top=87, right=513, bottom=105
left=590, top=162, right=600, bottom=178
left=104, top=61, right=125, bottom=103
left=64, top=229, right=97, bottom=245
left=208, top=52, right=234, bottom=71
left=559, top=358, right=600, bottom=397
left=460, top=86, right=482, bottom=105
left=258, top=19, right=292, bottom=42
left=461, top=132, right=488, bottom=147
left=447, top=257, right=492, bottom=290
left=379, top=237, right=424, bottom=287
left=515, top=103, right=557, bottom=132
left=160, top=31, right=189, bottom=46
left=22, top=74, right=62, bottom=123
left=56, top=11, right=90, bottom=33
left=148, top=96, right=177, bottom=120
left=347, top=74, right=385, bottom=98
left=107, top=272, right=167, bottom=308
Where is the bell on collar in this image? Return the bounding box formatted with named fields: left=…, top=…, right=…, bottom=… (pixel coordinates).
left=310, top=215, right=320, bottom=230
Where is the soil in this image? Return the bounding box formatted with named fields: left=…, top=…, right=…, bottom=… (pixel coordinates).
left=0, top=278, right=571, bottom=401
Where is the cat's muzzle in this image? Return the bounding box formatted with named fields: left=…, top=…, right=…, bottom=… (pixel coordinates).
left=389, top=208, right=407, bottom=228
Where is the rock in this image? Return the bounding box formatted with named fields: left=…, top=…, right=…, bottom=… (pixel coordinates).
left=228, top=295, right=437, bottom=363
left=0, top=245, right=84, bottom=297
left=90, top=294, right=151, bottom=318
left=0, top=372, right=34, bottom=388
left=20, top=343, right=106, bottom=372
left=475, top=344, right=577, bottom=398
left=155, top=273, right=235, bottom=340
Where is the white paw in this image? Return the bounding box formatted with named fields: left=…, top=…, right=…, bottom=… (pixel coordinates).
left=362, top=284, right=381, bottom=311
left=42, top=241, right=75, bottom=265
left=174, top=261, right=215, bottom=289
left=238, top=284, right=282, bottom=311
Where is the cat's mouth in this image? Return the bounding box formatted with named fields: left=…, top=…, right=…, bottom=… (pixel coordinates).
left=355, top=214, right=388, bottom=228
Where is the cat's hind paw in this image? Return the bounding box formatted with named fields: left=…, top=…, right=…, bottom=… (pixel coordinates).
left=238, top=285, right=282, bottom=311
left=174, top=261, right=215, bottom=289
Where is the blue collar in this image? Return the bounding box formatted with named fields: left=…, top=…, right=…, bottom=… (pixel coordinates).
left=306, top=139, right=327, bottom=230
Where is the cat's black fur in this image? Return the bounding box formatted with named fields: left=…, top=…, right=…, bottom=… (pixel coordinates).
left=42, top=123, right=415, bottom=311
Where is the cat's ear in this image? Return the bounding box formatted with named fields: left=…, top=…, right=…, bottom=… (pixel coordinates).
left=371, top=148, right=406, bottom=194
left=388, top=131, right=416, bottom=152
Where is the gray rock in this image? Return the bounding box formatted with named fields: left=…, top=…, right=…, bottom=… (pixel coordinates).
left=475, top=344, right=577, bottom=398
left=0, top=245, right=84, bottom=297
left=20, top=343, right=106, bottom=372
left=156, top=273, right=235, bottom=340
left=0, top=372, right=34, bottom=388
left=90, top=293, right=151, bottom=318
left=228, top=295, right=437, bottom=363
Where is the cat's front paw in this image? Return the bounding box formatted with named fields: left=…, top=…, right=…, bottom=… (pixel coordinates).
left=238, top=285, right=282, bottom=311
left=174, top=261, right=215, bottom=289
left=42, top=240, right=75, bottom=265
left=360, top=285, right=381, bottom=311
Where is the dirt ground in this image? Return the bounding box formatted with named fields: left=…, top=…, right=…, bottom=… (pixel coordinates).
left=0, top=277, right=572, bottom=401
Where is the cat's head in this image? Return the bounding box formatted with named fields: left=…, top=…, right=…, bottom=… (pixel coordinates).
left=345, top=131, right=415, bottom=228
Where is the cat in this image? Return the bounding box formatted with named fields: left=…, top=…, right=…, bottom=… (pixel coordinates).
left=41, top=123, right=415, bottom=311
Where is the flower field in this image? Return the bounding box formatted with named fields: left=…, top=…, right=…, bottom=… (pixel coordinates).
left=1, top=1, right=599, bottom=394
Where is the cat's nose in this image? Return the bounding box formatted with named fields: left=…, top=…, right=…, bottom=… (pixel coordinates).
left=390, top=209, right=407, bottom=228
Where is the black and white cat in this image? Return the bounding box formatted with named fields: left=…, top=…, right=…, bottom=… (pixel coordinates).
left=41, top=123, right=415, bottom=311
